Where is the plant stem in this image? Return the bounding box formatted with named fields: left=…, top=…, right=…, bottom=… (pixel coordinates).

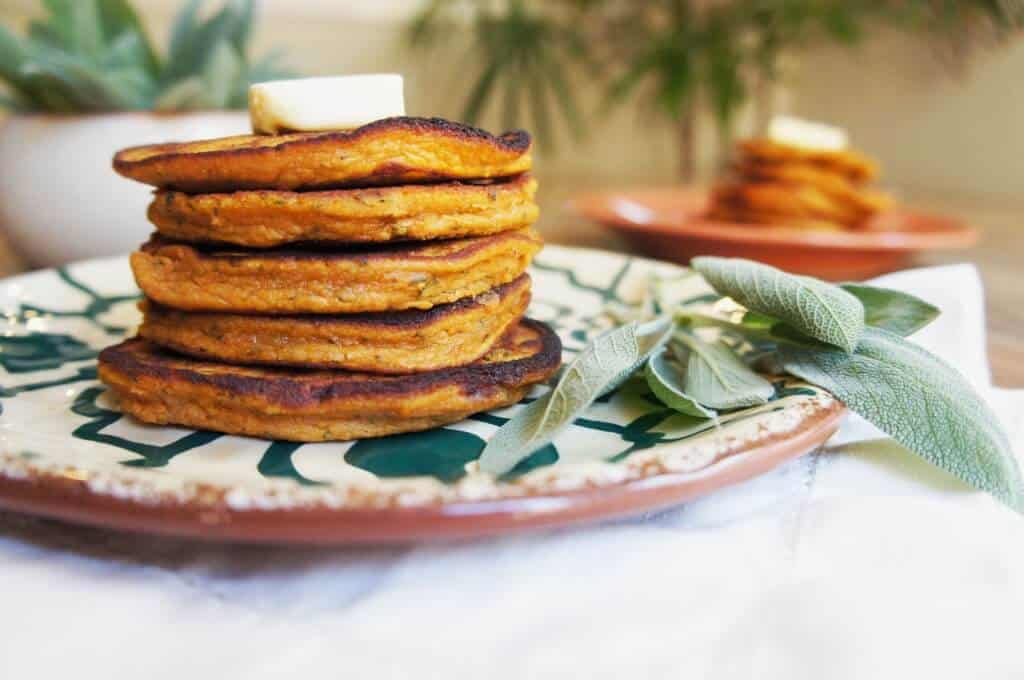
left=753, top=67, right=775, bottom=134
left=677, top=97, right=697, bottom=182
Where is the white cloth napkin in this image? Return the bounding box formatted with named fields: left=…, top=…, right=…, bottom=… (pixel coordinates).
left=0, top=264, right=1021, bottom=679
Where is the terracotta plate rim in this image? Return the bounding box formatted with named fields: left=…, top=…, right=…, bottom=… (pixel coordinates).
left=568, top=186, right=978, bottom=252
left=0, top=404, right=845, bottom=544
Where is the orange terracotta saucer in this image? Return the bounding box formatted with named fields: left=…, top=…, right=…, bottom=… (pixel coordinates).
left=569, top=186, right=977, bottom=281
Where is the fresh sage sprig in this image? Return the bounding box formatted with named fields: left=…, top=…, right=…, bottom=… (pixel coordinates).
left=673, top=329, right=774, bottom=409
left=645, top=346, right=716, bottom=419
left=482, top=257, right=1022, bottom=510
left=478, top=317, right=673, bottom=476
left=781, top=328, right=1022, bottom=510
left=839, top=283, right=940, bottom=337
left=692, top=256, right=866, bottom=352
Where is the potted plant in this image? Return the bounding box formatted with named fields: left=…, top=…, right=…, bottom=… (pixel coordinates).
left=0, top=0, right=291, bottom=266
left=408, top=0, right=1024, bottom=179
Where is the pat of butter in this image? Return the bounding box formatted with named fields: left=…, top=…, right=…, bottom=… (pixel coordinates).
left=767, top=115, right=847, bottom=152
left=249, top=74, right=405, bottom=135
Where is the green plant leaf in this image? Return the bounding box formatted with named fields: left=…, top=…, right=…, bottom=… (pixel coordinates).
left=500, top=59, right=522, bottom=132
left=0, top=90, right=25, bottom=111
left=30, top=0, right=103, bottom=58
left=462, top=59, right=502, bottom=124
left=479, top=318, right=673, bottom=476
left=24, top=48, right=147, bottom=110
left=674, top=330, right=775, bottom=409
left=780, top=327, right=1022, bottom=510
left=840, top=283, right=940, bottom=337
left=542, top=44, right=584, bottom=139
left=97, top=0, right=160, bottom=76
left=645, top=347, right=716, bottom=418
left=27, top=21, right=64, bottom=50
left=167, top=0, right=202, bottom=72
left=227, top=0, right=255, bottom=53
left=32, top=0, right=77, bottom=51
left=526, top=52, right=554, bottom=150
left=0, top=24, right=28, bottom=90
left=15, top=70, right=76, bottom=111
left=246, top=48, right=290, bottom=81
left=164, top=0, right=241, bottom=85
left=152, top=75, right=205, bottom=111
left=69, top=0, right=104, bottom=59
left=693, top=256, right=865, bottom=352
left=200, top=39, right=241, bottom=109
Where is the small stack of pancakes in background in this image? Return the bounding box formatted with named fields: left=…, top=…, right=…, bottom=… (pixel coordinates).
left=708, top=138, right=892, bottom=231
left=99, top=117, right=561, bottom=442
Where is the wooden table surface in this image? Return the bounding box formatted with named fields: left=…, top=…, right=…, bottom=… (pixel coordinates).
left=0, top=189, right=1019, bottom=387
left=911, top=196, right=1023, bottom=389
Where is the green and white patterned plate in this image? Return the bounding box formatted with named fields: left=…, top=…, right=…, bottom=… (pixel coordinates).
left=0, top=246, right=843, bottom=543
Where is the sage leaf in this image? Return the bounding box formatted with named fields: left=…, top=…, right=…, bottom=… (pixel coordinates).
left=675, top=331, right=775, bottom=409
left=645, top=347, right=716, bottom=419
left=692, top=256, right=865, bottom=352
left=479, top=318, right=673, bottom=476
left=780, top=327, right=1022, bottom=510
left=652, top=272, right=715, bottom=313
left=840, top=283, right=939, bottom=337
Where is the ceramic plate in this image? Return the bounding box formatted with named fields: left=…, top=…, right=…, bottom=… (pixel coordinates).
left=570, top=187, right=977, bottom=280
left=0, top=246, right=843, bottom=543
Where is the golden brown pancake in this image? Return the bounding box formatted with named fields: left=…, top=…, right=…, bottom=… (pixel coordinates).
left=710, top=182, right=869, bottom=228
left=706, top=203, right=845, bottom=232
left=138, top=274, right=531, bottom=373
left=98, top=319, right=561, bottom=442
left=113, top=117, right=532, bottom=192
left=737, top=139, right=877, bottom=183
left=148, top=175, right=539, bottom=248
left=736, top=162, right=891, bottom=218
left=131, top=227, right=542, bottom=314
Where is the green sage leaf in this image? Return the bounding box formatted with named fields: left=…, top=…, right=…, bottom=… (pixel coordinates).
left=645, top=347, right=716, bottom=419
left=675, top=330, right=775, bottom=409
left=479, top=318, right=673, bottom=476
left=692, top=256, right=865, bottom=352
left=840, top=283, right=940, bottom=337
left=780, top=327, right=1022, bottom=510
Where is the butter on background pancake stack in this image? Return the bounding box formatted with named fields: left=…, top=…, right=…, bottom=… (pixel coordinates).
left=100, top=117, right=560, bottom=441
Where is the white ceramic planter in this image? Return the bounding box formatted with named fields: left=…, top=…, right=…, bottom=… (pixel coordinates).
left=0, top=111, right=250, bottom=267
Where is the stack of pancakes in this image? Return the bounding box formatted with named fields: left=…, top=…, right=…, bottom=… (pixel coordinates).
left=98, top=117, right=561, bottom=442
left=709, top=139, right=892, bottom=231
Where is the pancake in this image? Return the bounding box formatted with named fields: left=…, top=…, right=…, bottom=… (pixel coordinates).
left=131, top=227, right=542, bottom=314
left=706, top=203, right=845, bottom=232
left=113, top=117, right=532, bottom=192
left=138, top=274, right=532, bottom=373
left=736, top=162, right=891, bottom=217
left=148, top=175, right=539, bottom=248
left=710, top=182, right=870, bottom=228
left=98, top=319, right=562, bottom=442
left=737, top=139, right=878, bottom=183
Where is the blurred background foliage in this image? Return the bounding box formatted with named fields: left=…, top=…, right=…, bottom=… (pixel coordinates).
left=409, top=0, right=1024, bottom=173
left=0, top=0, right=292, bottom=113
